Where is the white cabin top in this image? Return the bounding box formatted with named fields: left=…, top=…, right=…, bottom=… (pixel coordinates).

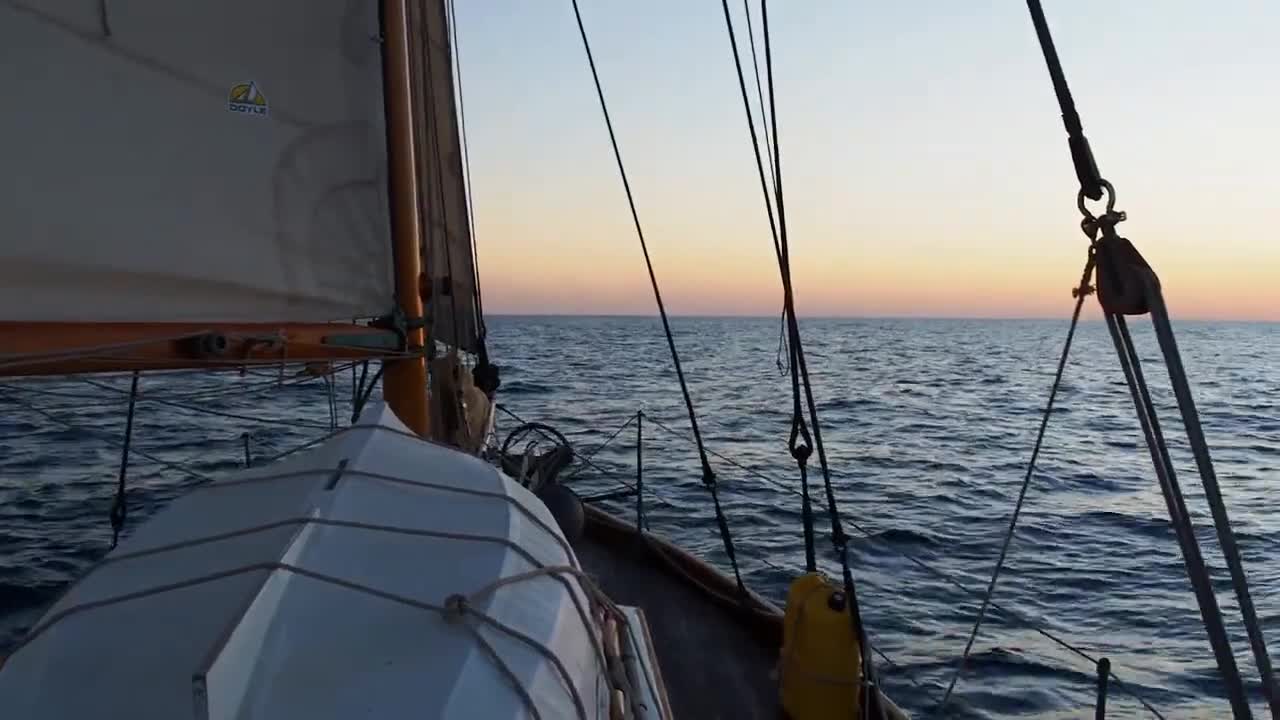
left=0, top=403, right=609, bottom=719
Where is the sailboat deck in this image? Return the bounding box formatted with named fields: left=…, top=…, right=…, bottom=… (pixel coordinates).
left=578, top=512, right=783, bottom=719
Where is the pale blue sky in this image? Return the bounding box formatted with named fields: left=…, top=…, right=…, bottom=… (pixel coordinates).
left=450, top=1, right=1278, bottom=319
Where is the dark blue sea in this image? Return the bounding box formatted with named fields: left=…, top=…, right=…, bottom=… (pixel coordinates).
left=2, top=316, right=1277, bottom=718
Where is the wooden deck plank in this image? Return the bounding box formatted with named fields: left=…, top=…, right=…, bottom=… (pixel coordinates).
left=576, top=537, right=783, bottom=720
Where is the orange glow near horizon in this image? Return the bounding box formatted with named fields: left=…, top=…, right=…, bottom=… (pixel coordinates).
left=456, top=2, right=1279, bottom=323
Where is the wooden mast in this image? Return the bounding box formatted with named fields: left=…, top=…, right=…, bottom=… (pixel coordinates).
left=380, top=0, right=431, bottom=437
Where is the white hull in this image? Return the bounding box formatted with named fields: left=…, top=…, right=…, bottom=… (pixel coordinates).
left=0, top=404, right=659, bottom=719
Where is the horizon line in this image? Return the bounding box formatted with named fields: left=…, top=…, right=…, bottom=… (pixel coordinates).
left=485, top=311, right=1279, bottom=324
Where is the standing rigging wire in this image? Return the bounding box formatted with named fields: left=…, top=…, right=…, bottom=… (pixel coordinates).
left=719, top=0, right=814, bottom=573
left=352, top=363, right=387, bottom=424
left=939, top=249, right=1097, bottom=708
left=758, top=4, right=884, bottom=715
left=108, top=371, right=141, bottom=549
left=1024, top=2, right=1275, bottom=717
left=741, top=0, right=777, bottom=220
left=1025, top=0, right=1101, bottom=202
left=737, top=0, right=791, bottom=366
left=568, top=0, right=745, bottom=593
left=722, top=1, right=884, bottom=713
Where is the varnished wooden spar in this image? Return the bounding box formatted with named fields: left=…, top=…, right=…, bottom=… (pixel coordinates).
left=379, top=0, right=431, bottom=438
left=0, top=321, right=405, bottom=377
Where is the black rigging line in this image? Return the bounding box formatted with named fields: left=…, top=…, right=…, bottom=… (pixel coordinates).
left=740, top=0, right=791, bottom=376
left=352, top=363, right=386, bottom=424
left=718, top=0, right=811, bottom=571
left=762, top=0, right=848, bottom=571
left=1025, top=0, right=1102, bottom=201
left=742, top=0, right=777, bottom=203
left=569, top=0, right=744, bottom=593
left=752, top=2, right=882, bottom=714
left=1025, top=2, right=1272, bottom=716
left=940, top=250, right=1097, bottom=707
left=109, top=371, right=141, bottom=549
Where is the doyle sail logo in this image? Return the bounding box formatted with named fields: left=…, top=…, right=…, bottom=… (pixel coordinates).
left=228, top=82, right=268, bottom=117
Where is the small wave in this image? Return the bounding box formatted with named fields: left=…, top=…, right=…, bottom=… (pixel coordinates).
left=907, top=646, right=1095, bottom=683
left=0, top=581, right=59, bottom=614
left=1078, top=509, right=1173, bottom=540
left=859, top=527, right=938, bottom=547
left=822, top=397, right=879, bottom=411
left=501, top=380, right=554, bottom=396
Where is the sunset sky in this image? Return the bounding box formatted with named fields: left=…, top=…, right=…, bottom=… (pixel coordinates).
left=452, top=1, right=1277, bottom=321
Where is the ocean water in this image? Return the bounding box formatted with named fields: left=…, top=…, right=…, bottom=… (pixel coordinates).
left=1, top=316, right=1277, bottom=718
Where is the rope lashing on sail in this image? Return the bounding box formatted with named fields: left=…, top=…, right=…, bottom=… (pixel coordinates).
left=1025, top=3, right=1277, bottom=715
left=569, top=0, right=745, bottom=595
left=939, top=249, right=1098, bottom=708
left=107, top=371, right=141, bottom=549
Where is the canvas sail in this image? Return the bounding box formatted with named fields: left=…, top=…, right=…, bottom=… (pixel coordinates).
left=0, top=1, right=395, bottom=323
left=407, top=0, right=482, bottom=353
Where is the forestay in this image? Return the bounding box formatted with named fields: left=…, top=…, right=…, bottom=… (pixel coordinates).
left=0, top=1, right=394, bottom=323
left=0, top=404, right=610, bottom=719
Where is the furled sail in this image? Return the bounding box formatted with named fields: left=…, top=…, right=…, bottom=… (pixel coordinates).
left=0, top=1, right=395, bottom=323
left=406, top=0, right=482, bottom=353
